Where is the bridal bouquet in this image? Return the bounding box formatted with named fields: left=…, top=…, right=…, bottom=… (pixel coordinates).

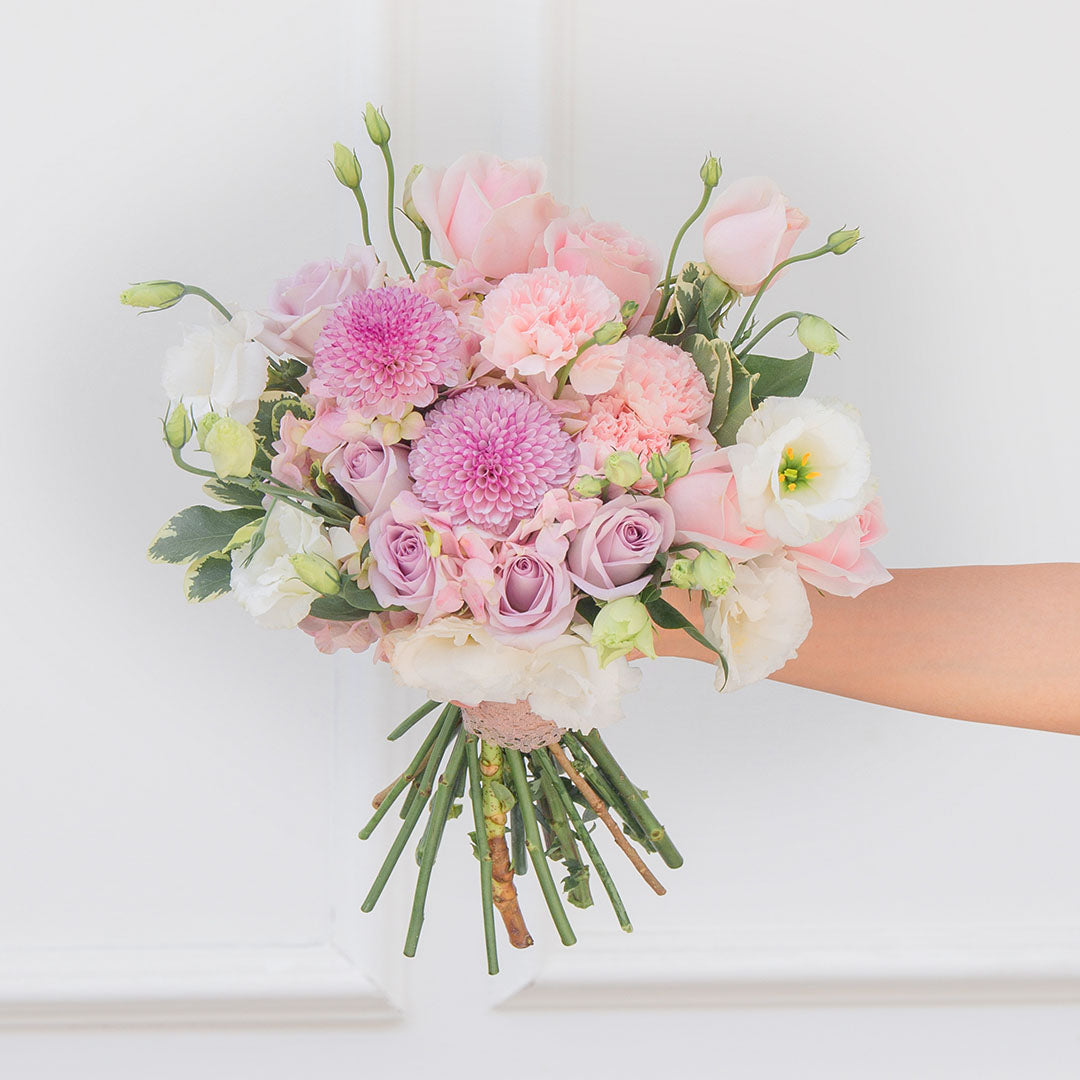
left=124, top=104, right=888, bottom=973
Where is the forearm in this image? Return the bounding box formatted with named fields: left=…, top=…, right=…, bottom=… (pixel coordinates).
left=655, top=565, right=1080, bottom=735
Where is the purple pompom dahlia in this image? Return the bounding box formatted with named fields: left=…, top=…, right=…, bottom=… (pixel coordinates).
left=310, top=285, right=464, bottom=419
left=409, top=386, right=579, bottom=535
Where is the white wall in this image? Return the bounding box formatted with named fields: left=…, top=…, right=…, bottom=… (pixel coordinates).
left=2, top=1, right=1079, bottom=1077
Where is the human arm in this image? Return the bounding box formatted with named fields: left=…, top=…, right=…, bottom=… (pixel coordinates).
left=653, top=564, right=1080, bottom=735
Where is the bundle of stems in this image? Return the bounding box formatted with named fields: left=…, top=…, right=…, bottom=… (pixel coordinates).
left=359, top=701, right=682, bottom=974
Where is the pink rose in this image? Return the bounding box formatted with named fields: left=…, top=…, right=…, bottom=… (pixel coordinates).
left=702, top=177, right=808, bottom=296
left=567, top=494, right=675, bottom=601
left=663, top=449, right=777, bottom=560
left=368, top=499, right=444, bottom=617
left=486, top=546, right=576, bottom=648
left=533, top=211, right=661, bottom=318
left=298, top=610, right=415, bottom=654
left=789, top=498, right=891, bottom=597
left=409, top=153, right=565, bottom=279
left=258, top=245, right=384, bottom=359
left=323, top=437, right=412, bottom=518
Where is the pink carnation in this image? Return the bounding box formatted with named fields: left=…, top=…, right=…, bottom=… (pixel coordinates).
left=580, top=336, right=713, bottom=465
left=409, top=385, right=579, bottom=535
left=479, top=267, right=620, bottom=382
left=310, top=285, right=465, bottom=419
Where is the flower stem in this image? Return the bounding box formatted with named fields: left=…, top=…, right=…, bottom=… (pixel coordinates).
left=404, top=728, right=468, bottom=956
left=650, top=183, right=714, bottom=334
left=361, top=706, right=460, bottom=912
left=504, top=749, right=576, bottom=946
left=183, top=286, right=233, bottom=321
left=358, top=708, right=446, bottom=840
left=510, top=804, right=528, bottom=876
left=466, top=734, right=499, bottom=974
left=578, top=730, right=683, bottom=869
left=738, top=310, right=804, bottom=357
left=379, top=144, right=414, bottom=281
left=420, top=225, right=432, bottom=263
left=386, top=699, right=439, bottom=741
left=553, top=334, right=598, bottom=399
left=531, top=751, right=592, bottom=908
left=535, top=747, right=632, bottom=932
left=352, top=188, right=373, bottom=247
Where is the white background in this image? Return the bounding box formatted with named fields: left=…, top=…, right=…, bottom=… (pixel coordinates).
left=2, top=0, right=1080, bottom=1077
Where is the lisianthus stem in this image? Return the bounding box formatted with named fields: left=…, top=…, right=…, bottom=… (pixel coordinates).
left=534, top=747, right=632, bottom=932
left=420, top=225, right=432, bottom=263
left=353, top=188, right=373, bottom=247
left=738, top=310, right=804, bottom=356
left=361, top=706, right=460, bottom=912
left=578, top=731, right=683, bottom=869
left=510, top=804, right=528, bottom=876
left=404, top=729, right=468, bottom=956
left=387, top=700, right=439, bottom=741
left=650, top=183, right=715, bottom=334
left=531, top=751, right=593, bottom=908
left=379, top=145, right=414, bottom=281
left=505, top=749, right=577, bottom=947
left=481, top=742, right=532, bottom=949
left=183, top=285, right=232, bottom=321
left=466, top=734, right=499, bottom=974
left=553, top=334, right=598, bottom=399
left=546, top=741, right=666, bottom=896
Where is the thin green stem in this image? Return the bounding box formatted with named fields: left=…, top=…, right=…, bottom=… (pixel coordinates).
left=420, top=226, right=432, bottom=263
left=183, top=286, right=232, bottom=321
left=357, top=709, right=445, bottom=840
left=553, top=334, right=598, bottom=399
left=379, top=144, right=414, bottom=280
left=247, top=468, right=354, bottom=522
left=404, top=729, right=468, bottom=956
left=510, top=803, right=528, bottom=876
left=535, top=747, right=632, bottom=932
left=504, top=749, right=576, bottom=947
left=466, top=734, right=499, bottom=975
left=731, top=241, right=841, bottom=348
left=361, top=706, right=460, bottom=912
left=352, top=189, right=373, bottom=247
left=650, top=183, right=714, bottom=333
left=387, top=700, right=439, bottom=742
left=578, top=731, right=683, bottom=869
left=531, top=751, right=592, bottom=909
left=739, top=310, right=804, bottom=357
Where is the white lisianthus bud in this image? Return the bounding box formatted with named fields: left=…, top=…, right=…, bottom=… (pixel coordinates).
left=663, top=440, right=692, bottom=481
left=120, top=280, right=185, bottom=310
left=700, top=154, right=722, bottom=189
left=402, top=164, right=426, bottom=228
left=604, top=451, right=642, bottom=488
left=827, top=227, right=860, bottom=254
left=692, top=549, right=734, bottom=597
left=593, top=319, right=626, bottom=346
left=289, top=552, right=342, bottom=595
left=591, top=596, right=656, bottom=668
left=669, top=557, right=695, bottom=589
left=331, top=142, right=362, bottom=189
left=204, top=417, right=257, bottom=479
left=364, top=102, right=391, bottom=146
left=196, top=411, right=221, bottom=450
left=574, top=475, right=606, bottom=498
left=164, top=403, right=193, bottom=449
left=797, top=314, right=840, bottom=355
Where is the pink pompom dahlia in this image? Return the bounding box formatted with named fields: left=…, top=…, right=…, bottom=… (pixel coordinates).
left=409, top=386, right=579, bottom=535
left=311, top=285, right=464, bottom=419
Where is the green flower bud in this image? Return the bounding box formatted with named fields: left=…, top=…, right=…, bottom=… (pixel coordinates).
left=663, top=440, right=692, bottom=481
left=604, top=451, right=642, bottom=488
left=574, top=474, right=606, bottom=498
left=619, top=300, right=639, bottom=323
left=699, top=154, right=722, bottom=189
left=402, top=163, right=426, bottom=228
left=669, top=557, right=696, bottom=590
left=593, top=319, right=626, bottom=347
left=591, top=596, right=656, bottom=668
left=120, top=280, right=185, bottom=311
left=164, top=402, right=193, bottom=449
left=204, top=417, right=257, bottom=479
left=290, top=552, right=342, bottom=596
left=692, top=549, right=734, bottom=597
left=645, top=452, right=666, bottom=483
left=797, top=314, right=840, bottom=355
left=827, top=227, right=860, bottom=254
left=196, top=411, right=222, bottom=450
left=364, top=102, right=391, bottom=146
left=331, top=142, right=361, bottom=189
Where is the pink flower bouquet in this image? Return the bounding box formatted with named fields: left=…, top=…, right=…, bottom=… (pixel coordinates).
left=126, top=104, right=888, bottom=972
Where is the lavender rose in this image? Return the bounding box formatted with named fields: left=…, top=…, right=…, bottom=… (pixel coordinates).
left=486, top=547, right=575, bottom=648
left=567, top=494, right=675, bottom=601
left=368, top=512, right=441, bottom=615
left=324, top=438, right=412, bottom=518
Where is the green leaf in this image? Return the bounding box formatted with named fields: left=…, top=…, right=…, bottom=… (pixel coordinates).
left=265, top=358, right=308, bottom=394
left=644, top=596, right=729, bottom=685
left=340, top=576, right=384, bottom=610
left=148, top=506, right=264, bottom=565
left=271, top=396, right=314, bottom=437
left=742, top=351, right=814, bottom=403
left=202, top=478, right=266, bottom=508
left=488, top=780, right=516, bottom=814
left=713, top=358, right=758, bottom=446
left=183, top=553, right=233, bottom=602
left=561, top=862, right=594, bottom=910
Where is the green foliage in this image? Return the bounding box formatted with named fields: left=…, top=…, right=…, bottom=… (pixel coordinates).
left=148, top=505, right=263, bottom=565
left=561, top=862, right=594, bottom=910
left=713, top=357, right=758, bottom=446
left=741, top=351, right=814, bottom=405
left=183, top=553, right=233, bottom=602
left=250, top=393, right=314, bottom=470
left=307, top=576, right=386, bottom=620
left=487, top=780, right=516, bottom=815
left=652, top=262, right=729, bottom=347
left=202, top=478, right=266, bottom=509
left=644, top=595, right=729, bottom=685
left=265, top=358, right=308, bottom=395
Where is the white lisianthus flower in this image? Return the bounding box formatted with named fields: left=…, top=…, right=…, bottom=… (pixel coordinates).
left=382, top=619, right=640, bottom=731
left=703, top=553, right=813, bottom=692
left=163, top=310, right=269, bottom=426
left=230, top=502, right=334, bottom=629
left=727, top=396, right=873, bottom=546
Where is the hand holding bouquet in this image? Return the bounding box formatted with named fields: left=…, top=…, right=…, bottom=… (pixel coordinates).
left=124, top=103, right=888, bottom=973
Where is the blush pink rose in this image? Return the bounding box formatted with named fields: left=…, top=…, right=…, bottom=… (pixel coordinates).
left=702, top=177, right=808, bottom=296
left=789, top=497, right=891, bottom=597
left=485, top=546, right=576, bottom=648
left=409, top=153, right=565, bottom=279
left=567, top=494, right=675, bottom=601
left=532, top=211, right=661, bottom=318
left=367, top=498, right=445, bottom=617
left=663, top=448, right=778, bottom=561
left=323, top=438, right=412, bottom=518
left=258, top=245, right=385, bottom=359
